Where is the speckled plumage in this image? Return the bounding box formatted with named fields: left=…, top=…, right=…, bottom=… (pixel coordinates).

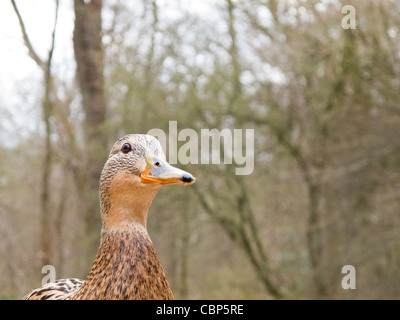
left=22, top=278, right=84, bottom=300
left=23, top=134, right=193, bottom=300
left=72, top=226, right=173, bottom=300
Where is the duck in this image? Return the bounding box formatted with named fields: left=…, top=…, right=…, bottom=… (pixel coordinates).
left=23, top=134, right=195, bottom=300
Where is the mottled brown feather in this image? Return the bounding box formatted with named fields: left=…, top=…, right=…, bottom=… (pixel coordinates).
left=23, top=134, right=179, bottom=300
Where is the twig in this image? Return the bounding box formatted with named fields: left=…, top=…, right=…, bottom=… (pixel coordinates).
left=10, top=0, right=46, bottom=70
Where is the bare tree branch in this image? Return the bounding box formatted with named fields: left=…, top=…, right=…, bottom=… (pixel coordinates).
left=10, top=0, right=46, bottom=70
left=40, top=0, right=60, bottom=268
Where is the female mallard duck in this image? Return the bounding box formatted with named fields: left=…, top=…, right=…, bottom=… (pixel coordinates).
left=23, top=134, right=195, bottom=300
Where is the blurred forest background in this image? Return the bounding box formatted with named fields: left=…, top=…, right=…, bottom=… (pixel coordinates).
left=1, top=0, right=400, bottom=299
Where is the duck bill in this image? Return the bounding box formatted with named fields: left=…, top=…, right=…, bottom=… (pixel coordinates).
left=140, top=157, right=195, bottom=186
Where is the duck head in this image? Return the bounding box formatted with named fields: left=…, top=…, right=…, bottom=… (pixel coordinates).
left=99, top=134, right=195, bottom=230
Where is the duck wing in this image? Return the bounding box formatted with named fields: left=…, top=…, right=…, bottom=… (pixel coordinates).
left=23, top=278, right=84, bottom=300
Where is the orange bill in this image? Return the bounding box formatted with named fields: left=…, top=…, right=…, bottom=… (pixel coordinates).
left=140, top=156, right=195, bottom=186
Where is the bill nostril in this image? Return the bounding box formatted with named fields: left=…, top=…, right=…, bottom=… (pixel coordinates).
left=181, top=174, right=192, bottom=183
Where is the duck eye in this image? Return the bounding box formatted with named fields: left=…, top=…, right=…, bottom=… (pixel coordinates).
left=155, top=162, right=161, bottom=167
left=121, top=143, right=132, bottom=153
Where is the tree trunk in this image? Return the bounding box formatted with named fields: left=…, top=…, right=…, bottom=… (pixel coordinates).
left=73, top=0, right=107, bottom=258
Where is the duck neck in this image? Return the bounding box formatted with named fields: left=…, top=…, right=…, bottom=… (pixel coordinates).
left=74, top=172, right=172, bottom=299
left=100, top=172, right=162, bottom=230
left=73, top=225, right=173, bottom=300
